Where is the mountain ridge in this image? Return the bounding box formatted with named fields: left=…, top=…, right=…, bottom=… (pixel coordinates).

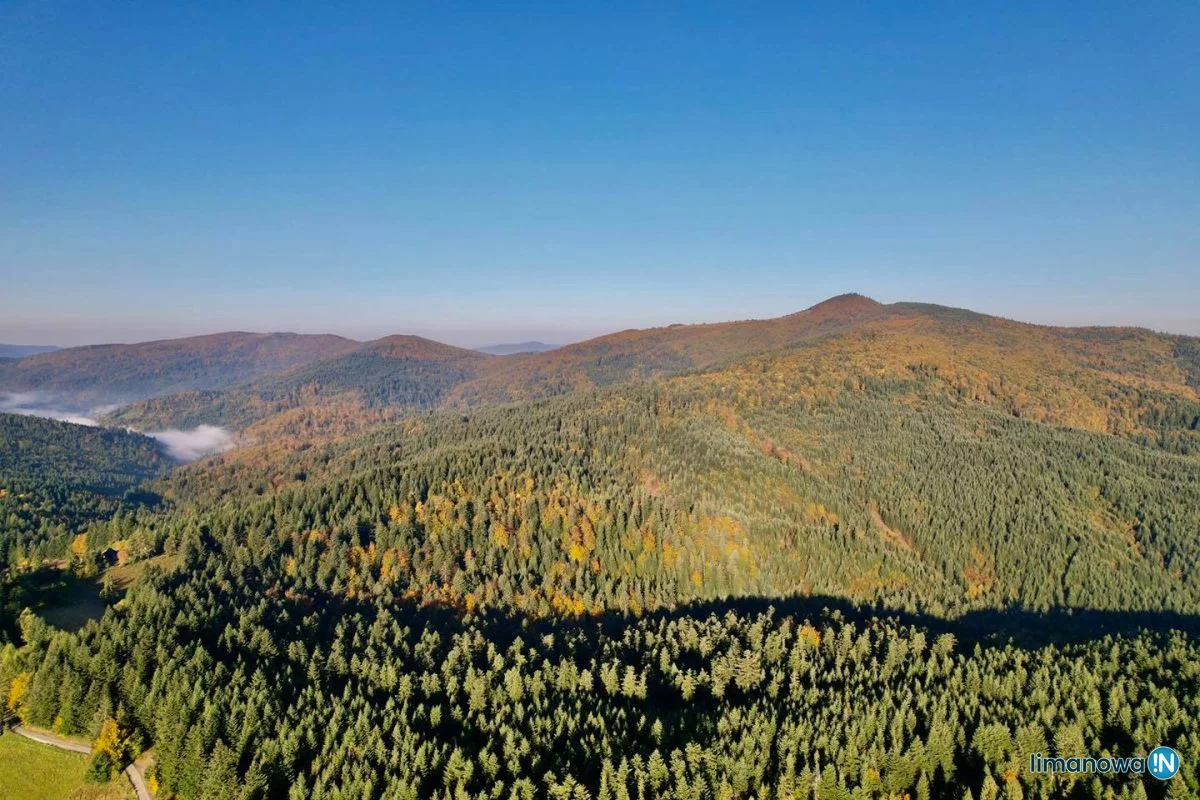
left=0, top=331, right=362, bottom=411
left=101, top=294, right=899, bottom=428
left=7, top=296, right=1199, bottom=454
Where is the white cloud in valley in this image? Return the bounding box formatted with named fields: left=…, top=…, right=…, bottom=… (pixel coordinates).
left=0, top=391, right=101, bottom=426
left=148, top=425, right=235, bottom=461
left=2, top=391, right=234, bottom=462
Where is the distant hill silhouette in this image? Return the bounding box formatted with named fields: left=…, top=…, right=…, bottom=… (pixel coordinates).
left=0, top=344, right=59, bottom=359
left=448, top=293, right=895, bottom=405
left=108, top=334, right=493, bottom=431
left=0, top=331, right=359, bottom=410
left=476, top=341, right=560, bottom=355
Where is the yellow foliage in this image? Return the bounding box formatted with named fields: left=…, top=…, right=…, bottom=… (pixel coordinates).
left=93, top=718, right=125, bottom=761
left=7, top=672, right=29, bottom=711
left=803, top=502, right=839, bottom=526
left=641, top=527, right=656, bottom=552
left=380, top=548, right=406, bottom=582
left=70, top=533, right=88, bottom=559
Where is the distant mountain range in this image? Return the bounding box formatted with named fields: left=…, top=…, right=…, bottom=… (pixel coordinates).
left=87, top=294, right=910, bottom=430
left=3, top=295, right=1198, bottom=456
left=0, top=344, right=59, bottom=359
left=476, top=341, right=560, bottom=355
left=107, top=334, right=492, bottom=431
left=0, top=331, right=358, bottom=411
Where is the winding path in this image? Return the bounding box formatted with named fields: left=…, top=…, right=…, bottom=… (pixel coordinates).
left=124, top=761, right=152, bottom=800
left=8, top=724, right=152, bottom=800
left=11, top=724, right=90, bottom=754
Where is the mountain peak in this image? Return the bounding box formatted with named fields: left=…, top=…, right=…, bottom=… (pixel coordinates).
left=805, top=293, right=882, bottom=314
left=365, top=335, right=486, bottom=360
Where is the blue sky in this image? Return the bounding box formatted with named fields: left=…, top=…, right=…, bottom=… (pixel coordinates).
left=2, top=2, right=1197, bottom=346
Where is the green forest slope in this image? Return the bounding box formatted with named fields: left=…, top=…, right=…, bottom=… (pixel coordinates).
left=0, top=413, right=172, bottom=571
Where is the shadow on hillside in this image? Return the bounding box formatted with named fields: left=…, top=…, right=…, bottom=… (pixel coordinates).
left=145, top=549, right=1200, bottom=657
left=2, top=567, right=110, bottom=639
left=483, top=593, right=1200, bottom=652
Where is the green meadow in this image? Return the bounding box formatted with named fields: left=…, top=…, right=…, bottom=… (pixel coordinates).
left=0, top=733, right=133, bottom=800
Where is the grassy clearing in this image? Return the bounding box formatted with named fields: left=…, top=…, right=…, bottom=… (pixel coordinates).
left=8, top=554, right=178, bottom=636
left=3, top=568, right=105, bottom=635
left=106, top=553, right=177, bottom=590
left=0, top=732, right=133, bottom=800
left=33, top=575, right=106, bottom=633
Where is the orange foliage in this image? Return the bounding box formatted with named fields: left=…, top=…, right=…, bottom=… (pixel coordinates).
left=963, top=547, right=997, bottom=600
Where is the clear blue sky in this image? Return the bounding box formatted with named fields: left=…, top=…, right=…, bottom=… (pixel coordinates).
left=2, top=2, right=1197, bottom=346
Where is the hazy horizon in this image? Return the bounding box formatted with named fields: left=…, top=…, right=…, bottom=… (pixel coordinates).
left=2, top=289, right=1199, bottom=350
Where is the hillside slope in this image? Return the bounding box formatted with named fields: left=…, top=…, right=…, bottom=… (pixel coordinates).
left=108, top=335, right=494, bottom=431
left=0, top=331, right=360, bottom=411
left=105, top=296, right=1200, bottom=465
left=0, top=413, right=172, bottom=571
left=155, top=357, right=1200, bottom=617
left=447, top=293, right=893, bottom=405
left=103, top=294, right=900, bottom=430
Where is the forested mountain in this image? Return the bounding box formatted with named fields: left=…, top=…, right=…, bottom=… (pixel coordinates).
left=447, top=294, right=895, bottom=406
left=137, top=364, right=1200, bottom=618
left=76, top=295, right=895, bottom=429
left=108, top=335, right=494, bottom=431
left=0, top=331, right=360, bottom=411
left=449, top=297, right=1200, bottom=436
left=0, top=412, right=171, bottom=572
left=2, top=296, right=1200, bottom=799
left=94, top=295, right=1200, bottom=455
